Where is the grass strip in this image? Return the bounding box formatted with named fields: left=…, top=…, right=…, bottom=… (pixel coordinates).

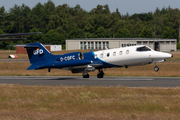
left=0, top=84, right=180, bottom=120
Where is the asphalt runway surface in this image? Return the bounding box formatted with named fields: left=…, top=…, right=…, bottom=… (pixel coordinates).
left=0, top=76, right=180, bottom=87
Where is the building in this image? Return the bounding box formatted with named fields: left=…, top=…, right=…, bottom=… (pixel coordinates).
left=16, top=44, right=62, bottom=54
left=66, top=38, right=177, bottom=51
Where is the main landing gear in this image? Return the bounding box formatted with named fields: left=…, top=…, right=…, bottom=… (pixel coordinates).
left=154, top=63, right=159, bottom=72
left=97, top=69, right=104, bottom=78
left=83, top=73, right=89, bottom=78
left=82, top=69, right=105, bottom=78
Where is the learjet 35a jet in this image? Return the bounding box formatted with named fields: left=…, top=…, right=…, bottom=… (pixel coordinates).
left=25, top=42, right=173, bottom=78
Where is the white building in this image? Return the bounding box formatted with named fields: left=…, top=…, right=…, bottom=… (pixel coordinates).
left=66, top=38, right=176, bottom=51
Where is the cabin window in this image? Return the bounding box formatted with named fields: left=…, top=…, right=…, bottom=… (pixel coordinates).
left=107, top=53, right=110, bottom=57
left=126, top=50, right=129, bottom=54
left=137, top=46, right=151, bottom=51
left=113, top=52, right=116, bottom=56
left=119, top=51, right=122, bottom=55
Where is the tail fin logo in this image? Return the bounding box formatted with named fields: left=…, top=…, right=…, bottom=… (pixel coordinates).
left=33, top=48, right=43, bottom=55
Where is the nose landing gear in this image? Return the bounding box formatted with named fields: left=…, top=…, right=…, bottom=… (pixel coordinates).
left=154, top=63, right=159, bottom=72
left=154, top=66, right=159, bottom=72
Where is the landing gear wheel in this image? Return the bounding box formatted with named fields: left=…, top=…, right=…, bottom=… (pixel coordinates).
left=154, top=66, right=159, bottom=72
left=97, top=69, right=104, bottom=78
left=97, top=74, right=103, bottom=78
left=83, top=74, right=89, bottom=78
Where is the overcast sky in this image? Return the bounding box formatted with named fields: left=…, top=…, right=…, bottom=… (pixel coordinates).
left=1, top=0, right=180, bottom=15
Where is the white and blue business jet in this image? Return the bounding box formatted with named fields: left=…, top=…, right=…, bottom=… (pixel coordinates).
left=25, top=42, right=173, bottom=78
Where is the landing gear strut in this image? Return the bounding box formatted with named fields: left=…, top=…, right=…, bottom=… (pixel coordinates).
left=97, top=69, right=104, bottom=78
left=154, top=63, right=159, bottom=72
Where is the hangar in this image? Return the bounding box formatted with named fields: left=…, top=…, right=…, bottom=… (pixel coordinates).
left=66, top=38, right=177, bottom=51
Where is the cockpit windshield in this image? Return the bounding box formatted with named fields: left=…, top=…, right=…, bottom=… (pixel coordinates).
left=137, top=46, right=151, bottom=51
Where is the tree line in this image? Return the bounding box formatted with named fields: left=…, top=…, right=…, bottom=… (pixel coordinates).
left=0, top=0, right=180, bottom=49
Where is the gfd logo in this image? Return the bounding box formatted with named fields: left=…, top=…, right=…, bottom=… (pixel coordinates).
left=33, top=48, right=43, bottom=55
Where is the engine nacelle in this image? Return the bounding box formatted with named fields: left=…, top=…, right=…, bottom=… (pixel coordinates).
left=71, top=67, right=95, bottom=73
left=56, top=52, right=83, bottom=62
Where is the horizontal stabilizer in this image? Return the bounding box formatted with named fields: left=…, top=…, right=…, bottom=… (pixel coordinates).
left=27, top=64, right=41, bottom=70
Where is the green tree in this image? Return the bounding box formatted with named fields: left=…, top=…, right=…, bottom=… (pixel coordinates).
left=40, top=29, right=65, bottom=44
left=162, top=26, right=178, bottom=39
left=115, top=28, right=131, bottom=38
left=90, top=4, right=110, bottom=15
left=69, top=28, right=85, bottom=39
left=0, top=6, right=6, bottom=30
left=30, top=3, right=46, bottom=33
left=132, top=20, right=144, bottom=37
left=0, top=29, right=11, bottom=49
left=24, top=27, right=41, bottom=43
left=89, top=27, right=110, bottom=38
left=139, top=27, right=153, bottom=38
left=151, top=12, right=164, bottom=38
left=109, top=10, right=121, bottom=37
left=130, top=13, right=153, bottom=22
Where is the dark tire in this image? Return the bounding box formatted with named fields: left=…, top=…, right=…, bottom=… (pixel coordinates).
left=154, top=66, right=159, bottom=72
left=83, top=74, right=89, bottom=78
left=97, top=74, right=103, bottom=78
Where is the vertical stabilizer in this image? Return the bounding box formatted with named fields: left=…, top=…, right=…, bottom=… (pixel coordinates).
left=24, top=42, right=56, bottom=64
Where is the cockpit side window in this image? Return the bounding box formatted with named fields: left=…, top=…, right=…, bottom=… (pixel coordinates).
left=137, top=46, right=151, bottom=51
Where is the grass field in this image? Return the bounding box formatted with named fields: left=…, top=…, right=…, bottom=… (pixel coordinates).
left=0, top=85, right=180, bottom=120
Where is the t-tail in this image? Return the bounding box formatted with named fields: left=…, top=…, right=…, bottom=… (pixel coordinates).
left=24, top=42, right=93, bottom=71
left=24, top=42, right=56, bottom=70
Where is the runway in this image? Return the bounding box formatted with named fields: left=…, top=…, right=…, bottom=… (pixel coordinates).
left=0, top=76, right=180, bottom=87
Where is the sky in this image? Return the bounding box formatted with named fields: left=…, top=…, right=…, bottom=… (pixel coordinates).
left=1, top=0, right=180, bottom=15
